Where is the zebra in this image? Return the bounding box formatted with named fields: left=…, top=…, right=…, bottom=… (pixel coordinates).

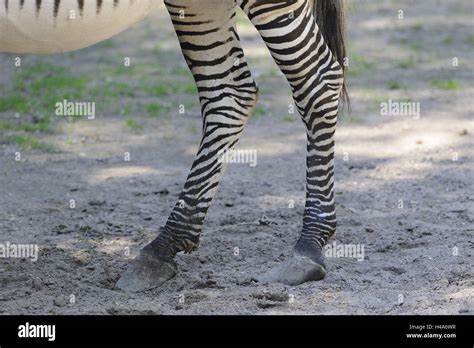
left=0, top=0, right=347, bottom=292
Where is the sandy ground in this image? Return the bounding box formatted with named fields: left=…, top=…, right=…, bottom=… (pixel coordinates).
left=0, top=0, right=473, bottom=314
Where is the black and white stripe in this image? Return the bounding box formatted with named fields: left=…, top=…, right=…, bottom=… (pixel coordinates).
left=1, top=0, right=346, bottom=282
left=153, top=0, right=344, bottom=262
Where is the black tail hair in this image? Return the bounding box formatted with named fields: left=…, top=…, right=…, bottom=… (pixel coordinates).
left=314, top=0, right=349, bottom=106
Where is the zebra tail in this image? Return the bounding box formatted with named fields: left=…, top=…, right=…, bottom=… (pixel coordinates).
left=314, top=0, right=349, bottom=106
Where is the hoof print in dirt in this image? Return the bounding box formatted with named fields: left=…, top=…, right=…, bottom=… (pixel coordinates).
left=252, top=292, right=290, bottom=309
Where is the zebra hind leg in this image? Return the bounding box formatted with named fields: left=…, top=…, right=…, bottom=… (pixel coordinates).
left=117, top=0, right=258, bottom=292
left=239, top=0, right=344, bottom=285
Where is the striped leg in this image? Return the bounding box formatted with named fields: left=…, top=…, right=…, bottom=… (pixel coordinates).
left=117, top=0, right=258, bottom=292
left=239, top=0, right=343, bottom=285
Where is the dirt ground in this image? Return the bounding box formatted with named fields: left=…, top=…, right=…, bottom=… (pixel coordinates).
left=0, top=0, right=472, bottom=314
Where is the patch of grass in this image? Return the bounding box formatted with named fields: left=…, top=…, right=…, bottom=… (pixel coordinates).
left=5, top=135, right=56, bottom=152
left=10, top=62, right=89, bottom=124
left=99, top=82, right=136, bottom=98
left=112, top=62, right=166, bottom=77
left=409, top=41, right=423, bottom=51
left=0, top=121, right=34, bottom=132
left=145, top=81, right=197, bottom=96
left=442, top=36, right=453, bottom=45
left=387, top=79, right=402, bottom=90
left=152, top=45, right=162, bottom=56
left=146, top=84, right=169, bottom=96
left=171, top=67, right=192, bottom=77
left=147, top=103, right=170, bottom=117
left=30, top=74, right=87, bottom=94
left=252, top=106, right=267, bottom=118
left=281, top=115, right=296, bottom=123
left=187, top=124, right=199, bottom=134
left=340, top=114, right=363, bottom=124
left=430, top=78, right=461, bottom=90
left=174, top=82, right=197, bottom=94
left=467, top=35, right=474, bottom=46
left=95, top=39, right=116, bottom=49
left=348, top=52, right=375, bottom=77
left=395, top=57, right=417, bottom=69
left=0, top=95, right=30, bottom=114
left=0, top=117, right=50, bottom=133
left=398, top=38, right=423, bottom=51
left=125, top=118, right=144, bottom=130
left=119, top=105, right=132, bottom=116
left=15, top=62, right=65, bottom=80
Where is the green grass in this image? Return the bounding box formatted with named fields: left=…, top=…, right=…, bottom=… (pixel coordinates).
left=467, top=35, right=474, bottom=46
left=174, top=82, right=198, bottom=94
left=408, top=41, right=423, bottom=51
left=145, top=81, right=197, bottom=96
left=430, top=78, right=461, bottom=90
left=110, top=62, right=167, bottom=78
left=95, top=39, right=116, bottom=49
left=281, top=115, right=296, bottom=123
left=171, top=67, right=192, bottom=77
left=387, top=80, right=402, bottom=90
left=125, top=118, right=144, bottom=130
left=0, top=95, right=30, bottom=114
left=410, top=24, right=423, bottom=31
left=30, top=74, right=87, bottom=94
left=252, top=106, right=267, bottom=118
left=187, top=124, right=199, bottom=134
left=7, top=62, right=90, bottom=123
left=442, top=36, right=453, bottom=45
left=152, top=45, right=163, bottom=56
left=398, top=38, right=423, bottom=51
left=2, top=57, right=199, bottom=143
left=92, top=82, right=136, bottom=98
left=5, top=135, right=56, bottom=152
left=146, top=103, right=170, bottom=117
left=0, top=117, right=51, bottom=133
left=348, top=52, right=375, bottom=77
left=145, top=84, right=169, bottom=96
left=395, top=57, right=417, bottom=69
left=119, top=105, right=132, bottom=116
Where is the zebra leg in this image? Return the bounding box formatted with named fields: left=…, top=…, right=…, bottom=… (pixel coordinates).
left=238, top=0, right=344, bottom=285
left=117, top=0, right=258, bottom=292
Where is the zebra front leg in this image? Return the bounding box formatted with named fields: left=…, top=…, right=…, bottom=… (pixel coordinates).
left=238, top=0, right=345, bottom=285
left=117, top=0, right=258, bottom=292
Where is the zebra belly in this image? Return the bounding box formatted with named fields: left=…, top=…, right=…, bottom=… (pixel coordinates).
left=0, top=0, right=159, bottom=54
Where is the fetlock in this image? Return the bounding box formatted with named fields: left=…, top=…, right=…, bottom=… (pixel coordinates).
left=145, top=227, right=182, bottom=261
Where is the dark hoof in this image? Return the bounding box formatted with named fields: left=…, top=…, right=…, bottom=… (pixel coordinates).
left=116, top=252, right=177, bottom=292
left=257, top=253, right=326, bottom=286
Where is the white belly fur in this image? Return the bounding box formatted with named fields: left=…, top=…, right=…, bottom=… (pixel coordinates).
left=0, top=0, right=160, bottom=54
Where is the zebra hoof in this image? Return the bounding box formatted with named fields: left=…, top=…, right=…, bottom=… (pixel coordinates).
left=116, top=252, right=177, bottom=292
left=256, top=254, right=326, bottom=286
